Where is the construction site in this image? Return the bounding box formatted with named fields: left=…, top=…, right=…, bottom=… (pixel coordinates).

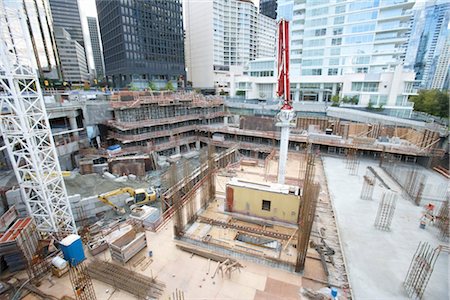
left=0, top=8, right=449, bottom=300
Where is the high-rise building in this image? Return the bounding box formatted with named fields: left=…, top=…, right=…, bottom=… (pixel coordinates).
left=405, top=2, right=450, bottom=90
left=277, top=0, right=294, bottom=21
left=260, top=0, right=277, bottom=19
left=289, top=0, right=414, bottom=78
left=430, top=36, right=450, bottom=89
left=2, top=0, right=61, bottom=80
left=257, top=14, right=277, bottom=58
left=54, top=27, right=89, bottom=84
left=96, top=0, right=185, bottom=88
left=185, top=0, right=277, bottom=90
left=48, top=0, right=84, bottom=47
left=87, top=17, right=105, bottom=80
left=230, top=0, right=419, bottom=118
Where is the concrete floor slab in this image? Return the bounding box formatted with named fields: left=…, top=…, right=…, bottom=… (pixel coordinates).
left=323, top=156, right=448, bottom=300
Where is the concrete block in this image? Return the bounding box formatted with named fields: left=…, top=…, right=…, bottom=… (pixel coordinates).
left=102, top=172, right=116, bottom=180
left=114, top=176, right=128, bottom=182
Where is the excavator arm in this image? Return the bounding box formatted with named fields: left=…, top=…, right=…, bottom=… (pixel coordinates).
left=97, top=187, right=157, bottom=213
left=97, top=188, right=136, bottom=214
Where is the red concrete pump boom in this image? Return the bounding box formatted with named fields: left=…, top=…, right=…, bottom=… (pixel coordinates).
left=277, top=19, right=291, bottom=110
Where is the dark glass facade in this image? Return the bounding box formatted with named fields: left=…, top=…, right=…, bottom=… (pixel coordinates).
left=260, top=0, right=277, bottom=20
left=48, top=0, right=84, bottom=47
left=96, top=0, right=186, bottom=88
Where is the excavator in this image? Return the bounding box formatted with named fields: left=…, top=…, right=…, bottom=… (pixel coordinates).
left=97, top=187, right=157, bottom=214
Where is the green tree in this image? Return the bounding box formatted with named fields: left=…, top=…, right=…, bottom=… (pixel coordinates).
left=164, top=81, right=175, bottom=91
left=411, top=89, right=449, bottom=118
left=235, top=90, right=245, bottom=96
left=331, top=94, right=340, bottom=107
left=350, top=95, right=359, bottom=105
left=128, top=82, right=138, bottom=91
left=148, top=81, right=157, bottom=91
left=367, top=101, right=374, bottom=110
left=341, top=96, right=350, bottom=104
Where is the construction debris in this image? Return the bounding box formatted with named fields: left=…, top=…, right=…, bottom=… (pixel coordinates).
left=374, top=191, right=397, bottom=231
left=86, top=260, right=165, bottom=299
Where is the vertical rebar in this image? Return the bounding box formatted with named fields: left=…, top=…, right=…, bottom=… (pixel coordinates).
left=360, top=168, right=376, bottom=200
left=403, top=242, right=440, bottom=299
left=295, top=146, right=320, bottom=272
left=374, top=191, right=397, bottom=231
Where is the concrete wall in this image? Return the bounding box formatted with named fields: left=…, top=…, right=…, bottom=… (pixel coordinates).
left=226, top=185, right=300, bottom=224
left=84, top=101, right=113, bottom=125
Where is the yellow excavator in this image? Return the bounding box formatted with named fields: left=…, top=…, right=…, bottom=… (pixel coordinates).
left=97, top=187, right=157, bottom=214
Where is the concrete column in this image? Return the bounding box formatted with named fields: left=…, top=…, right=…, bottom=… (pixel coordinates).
left=175, top=146, right=181, bottom=154
left=224, top=116, right=228, bottom=125
left=69, top=116, right=79, bottom=137
left=318, top=83, right=324, bottom=102
left=294, top=83, right=300, bottom=102
left=332, top=83, right=337, bottom=96
left=195, top=141, right=200, bottom=150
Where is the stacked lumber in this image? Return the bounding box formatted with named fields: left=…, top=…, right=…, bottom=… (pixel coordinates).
left=433, top=166, right=450, bottom=179
left=0, top=218, right=39, bottom=272
left=87, top=260, right=165, bottom=298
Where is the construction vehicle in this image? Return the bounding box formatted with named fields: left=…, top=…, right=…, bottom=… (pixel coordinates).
left=97, top=187, right=157, bottom=214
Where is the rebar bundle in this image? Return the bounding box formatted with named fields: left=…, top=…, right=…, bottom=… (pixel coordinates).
left=435, top=200, right=449, bottom=242
left=403, top=242, right=440, bottom=299
left=87, top=260, right=165, bottom=299
left=69, top=262, right=96, bottom=300
left=295, top=149, right=320, bottom=272
left=374, top=191, right=397, bottom=231
left=360, top=168, right=376, bottom=200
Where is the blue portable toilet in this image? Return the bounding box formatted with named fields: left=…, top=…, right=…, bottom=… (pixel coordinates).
left=59, top=234, right=85, bottom=266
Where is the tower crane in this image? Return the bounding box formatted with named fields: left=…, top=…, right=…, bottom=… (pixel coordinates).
left=275, top=19, right=296, bottom=185
left=0, top=5, right=76, bottom=235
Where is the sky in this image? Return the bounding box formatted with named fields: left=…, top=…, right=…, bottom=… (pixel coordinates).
left=78, top=0, right=97, bottom=70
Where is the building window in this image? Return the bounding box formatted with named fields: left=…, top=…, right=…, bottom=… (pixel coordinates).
left=352, top=82, right=379, bottom=92
left=331, top=38, right=342, bottom=46
left=356, top=67, right=368, bottom=73
left=315, top=28, right=326, bottom=36
left=328, top=68, right=338, bottom=75
left=333, top=27, right=343, bottom=35
left=335, top=5, right=346, bottom=14
left=334, top=16, right=344, bottom=25
left=262, top=200, right=271, bottom=211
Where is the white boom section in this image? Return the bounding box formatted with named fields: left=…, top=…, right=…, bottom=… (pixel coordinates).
left=0, top=5, right=76, bottom=234
left=276, top=109, right=295, bottom=185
